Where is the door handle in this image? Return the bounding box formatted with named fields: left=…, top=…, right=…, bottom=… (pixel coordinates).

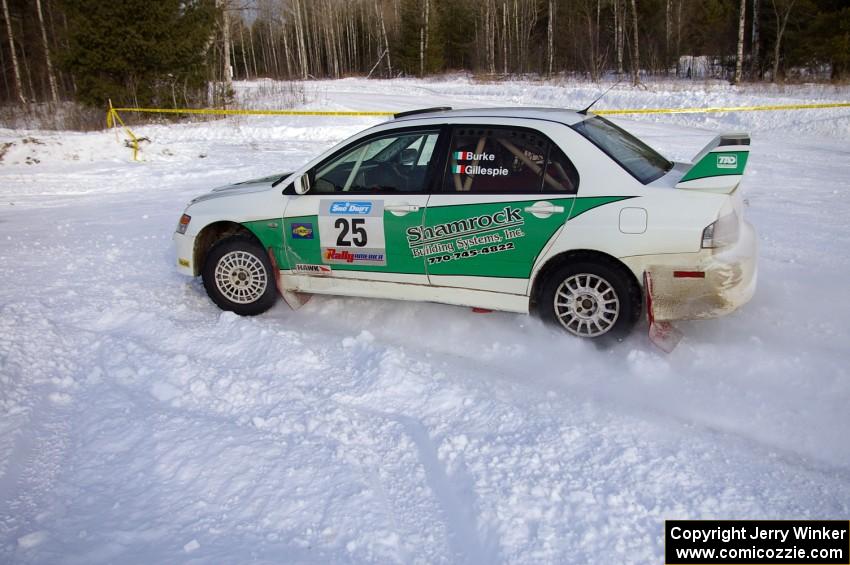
left=385, top=204, right=420, bottom=214
left=524, top=203, right=564, bottom=217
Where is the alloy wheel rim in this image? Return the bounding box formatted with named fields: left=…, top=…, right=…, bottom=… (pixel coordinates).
left=214, top=250, right=268, bottom=304
left=553, top=273, right=620, bottom=337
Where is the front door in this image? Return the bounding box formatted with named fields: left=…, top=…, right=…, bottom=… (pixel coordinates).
left=423, top=125, right=581, bottom=294
left=283, top=127, right=443, bottom=286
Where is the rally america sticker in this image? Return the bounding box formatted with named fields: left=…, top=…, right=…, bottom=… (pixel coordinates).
left=319, top=199, right=386, bottom=266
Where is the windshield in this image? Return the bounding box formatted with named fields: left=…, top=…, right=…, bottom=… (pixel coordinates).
left=572, top=116, right=672, bottom=184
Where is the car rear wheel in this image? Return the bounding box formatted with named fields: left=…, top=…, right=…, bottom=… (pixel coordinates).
left=202, top=236, right=277, bottom=316
left=540, top=260, right=640, bottom=340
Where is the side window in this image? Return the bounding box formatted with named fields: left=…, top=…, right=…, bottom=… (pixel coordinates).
left=313, top=130, right=440, bottom=194
left=544, top=144, right=580, bottom=193
left=444, top=127, right=579, bottom=194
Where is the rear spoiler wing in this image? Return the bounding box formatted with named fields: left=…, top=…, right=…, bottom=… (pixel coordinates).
left=676, top=133, right=750, bottom=194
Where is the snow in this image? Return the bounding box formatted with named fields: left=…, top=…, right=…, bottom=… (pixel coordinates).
left=1, top=76, right=849, bottom=564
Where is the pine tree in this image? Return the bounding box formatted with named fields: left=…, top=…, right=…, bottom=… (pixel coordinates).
left=437, top=0, right=474, bottom=70
left=60, top=0, right=218, bottom=107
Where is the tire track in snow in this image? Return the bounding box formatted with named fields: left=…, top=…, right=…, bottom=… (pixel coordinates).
left=0, top=393, right=72, bottom=561
left=347, top=404, right=500, bottom=565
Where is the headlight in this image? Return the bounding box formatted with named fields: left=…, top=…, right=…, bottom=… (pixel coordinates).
left=701, top=211, right=739, bottom=249
left=176, top=213, right=191, bottom=234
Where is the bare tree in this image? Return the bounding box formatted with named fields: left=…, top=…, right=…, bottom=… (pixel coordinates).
left=751, top=0, right=760, bottom=78
left=734, top=0, right=745, bottom=84
left=35, top=0, right=59, bottom=103
left=614, top=0, right=624, bottom=76
left=377, top=0, right=392, bottom=77
left=582, top=0, right=599, bottom=81
left=771, top=0, right=795, bottom=82
left=419, top=0, right=430, bottom=76
left=665, top=0, right=671, bottom=72
left=547, top=0, right=554, bottom=77
left=502, top=0, right=507, bottom=75
left=237, top=21, right=249, bottom=79
left=2, top=0, right=26, bottom=104
left=630, top=0, right=640, bottom=86
left=293, top=0, right=309, bottom=78
left=218, top=0, right=233, bottom=88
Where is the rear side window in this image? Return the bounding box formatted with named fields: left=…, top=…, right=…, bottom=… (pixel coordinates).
left=571, top=116, right=671, bottom=184
left=444, top=127, right=578, bottom=194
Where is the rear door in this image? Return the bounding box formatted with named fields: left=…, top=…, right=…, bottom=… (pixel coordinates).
left=422, top=124, right=579, bottom=294
left=283, top=127, right=444, bottom=285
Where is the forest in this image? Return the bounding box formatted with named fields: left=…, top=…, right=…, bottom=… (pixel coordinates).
left=1, top=0, right=848, bottom=112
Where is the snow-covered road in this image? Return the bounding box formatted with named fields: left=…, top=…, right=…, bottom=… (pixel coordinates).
left=1, top=78, right=849, bottom=564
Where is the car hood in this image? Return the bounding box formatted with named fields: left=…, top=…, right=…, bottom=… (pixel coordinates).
left=190, top=173, right=292, bottom=204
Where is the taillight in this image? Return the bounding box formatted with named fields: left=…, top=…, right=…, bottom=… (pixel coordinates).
left=701, top=211, right=739, bottom=249
left=176, top=214, right=191, bottom=234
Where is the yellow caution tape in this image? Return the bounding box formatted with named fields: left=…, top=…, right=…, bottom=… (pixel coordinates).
left=595, top=102, right=850, bottom=115
left=106, top=100, right=142, bottom=161
left=106, top=101, right=850, bottom=161
left=111, top=107, right=394, bottom=117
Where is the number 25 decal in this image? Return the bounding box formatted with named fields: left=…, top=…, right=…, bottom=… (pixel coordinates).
left=335, top=218, right=368, bottom=247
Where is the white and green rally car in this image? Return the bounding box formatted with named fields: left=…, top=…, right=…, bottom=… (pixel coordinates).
left=173, top=107, right=757, bottom=341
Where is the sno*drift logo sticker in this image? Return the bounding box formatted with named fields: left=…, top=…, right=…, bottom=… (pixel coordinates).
left=329, top=201, right=372, bottom=214
left=716, top=154, right=738, bottom=169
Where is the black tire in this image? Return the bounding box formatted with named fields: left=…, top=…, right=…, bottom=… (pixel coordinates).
left=202, top=236, right=277, bottom=316
left=539, top=259, right=641, bottom=340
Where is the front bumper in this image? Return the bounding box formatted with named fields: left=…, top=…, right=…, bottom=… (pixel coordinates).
left=173, top=231, right=196, bottom=276
left=629, top=221, right=758, bottom=321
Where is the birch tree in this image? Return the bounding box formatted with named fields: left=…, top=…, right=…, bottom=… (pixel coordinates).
left=751, top=0, right=760, bottom=78
left=630, top=0, right=640, bottom=86
left=734, top=0, right=745, bottom=84
left=218, top=0, right=233, bottom=89
left=546, top=0, right=554, bottom=77
left=35, top=0, right=59, bottom=103
left=2, top=0, right=26, bottom=104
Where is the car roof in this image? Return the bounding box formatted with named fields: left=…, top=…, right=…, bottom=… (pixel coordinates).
left=389, top=107, right=591, bottom=127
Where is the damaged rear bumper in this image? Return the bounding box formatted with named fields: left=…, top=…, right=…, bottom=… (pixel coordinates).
left=627, top=221, right=758, bottom=321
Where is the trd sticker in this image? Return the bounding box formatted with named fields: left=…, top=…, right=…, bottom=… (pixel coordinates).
left=294, top=263, right=331, bottom=275
left=716, top=154, right=738, bottom=169
left=291, top=222, right=314, bottom=239
left=319, top=199, right=386, bottom=266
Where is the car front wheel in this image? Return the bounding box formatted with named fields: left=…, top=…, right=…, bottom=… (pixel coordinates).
left=202, top=236, right=278, bottom=316
left=540, top=260, right=640, bottom=340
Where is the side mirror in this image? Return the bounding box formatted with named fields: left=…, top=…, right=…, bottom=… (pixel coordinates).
left=293, top=173, right=311, bottom=195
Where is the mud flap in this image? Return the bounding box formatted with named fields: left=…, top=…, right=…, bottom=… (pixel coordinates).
left=644, top=271, right=683, bottom=353
left=280, top=289, right=312, bottom=310
left=268, top=248, right=312, bottom=311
